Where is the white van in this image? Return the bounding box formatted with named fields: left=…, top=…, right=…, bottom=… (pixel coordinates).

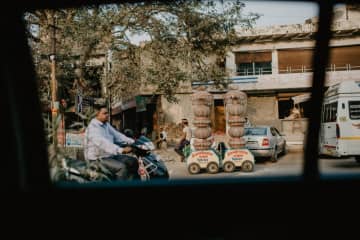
left=319, top=80, right=360, bottom=162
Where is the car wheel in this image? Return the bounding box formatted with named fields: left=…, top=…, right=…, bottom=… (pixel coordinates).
left=242, top=160, right=254, bottom=172
left=271, top=148, right=278, bottom=162
left=355, top=156, right=360, bottom=163
left=188, top=163, right=201, bottom=174
left=207, top=162, right=219, bottom=174
left=223, top=162, right=235, bottom=173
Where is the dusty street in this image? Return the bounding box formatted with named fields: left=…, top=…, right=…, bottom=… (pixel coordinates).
left=154, top=147, right=360, bottom=180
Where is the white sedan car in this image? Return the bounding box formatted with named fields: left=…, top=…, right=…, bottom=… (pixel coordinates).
left=243, top=126, right=287, bottom=162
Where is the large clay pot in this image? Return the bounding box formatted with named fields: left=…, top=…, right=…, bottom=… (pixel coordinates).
left=228, top=127, right=244, bottom=138
left=194, top=127, right=212, bottom=139
left=228, top=116, right=245, bottom=126
left=227, top=103, right=246, bottom=116
left=224, top=91, right=247, bottom=105
left=192, top=89, right=213, bottom=151
left=192, top=91, right=213, bottom=106
left=224, top=91, right=240, bottom=104
left=193, top=138, right=212, bottom=150
left=193, top=117, right=211, bottom=127
left=229, top=137, right=246, bottom=149
left=193, top=105, right=211, bottom=118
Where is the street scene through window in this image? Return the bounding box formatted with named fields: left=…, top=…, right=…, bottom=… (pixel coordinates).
left=24, top=1, right=360, bottom=185
left=318, top=4, right=360, bottom=177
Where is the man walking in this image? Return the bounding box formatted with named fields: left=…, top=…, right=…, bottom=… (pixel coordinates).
left=174, top=118, right=192, bottom=162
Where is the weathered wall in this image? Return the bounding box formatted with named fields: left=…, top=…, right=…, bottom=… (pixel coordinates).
left=247, top=96, right=280, bottom=129
left=160, top=94, right=195, bottom=144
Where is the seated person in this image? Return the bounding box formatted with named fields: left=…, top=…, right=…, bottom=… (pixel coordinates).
left=155, top=127, right=167, bottom=149
left=83, top=104, right=139, bottom=180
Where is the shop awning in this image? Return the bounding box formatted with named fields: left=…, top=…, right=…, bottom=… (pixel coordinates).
left=292, top=93, right=311, bottom=104
left=112, top=99, right=136, bottom=115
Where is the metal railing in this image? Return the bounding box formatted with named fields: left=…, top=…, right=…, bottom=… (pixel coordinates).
left=236, top=67, right=272, bottom=76
left=278, top=64, right=360, bottom=74
left=279, top=66, right=313, bottom=73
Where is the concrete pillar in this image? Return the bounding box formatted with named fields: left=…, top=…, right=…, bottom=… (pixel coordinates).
left=272, top=49, right=279, bottom=75
left=226, top=51, right=237, bottom=76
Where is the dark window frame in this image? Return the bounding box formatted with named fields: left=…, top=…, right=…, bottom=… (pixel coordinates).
left=349, top=101, right=360, bottom=120
left=3, top=0, right=360, bottom=196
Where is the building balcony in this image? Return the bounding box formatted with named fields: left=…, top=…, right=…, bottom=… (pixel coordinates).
left=199, top=69, right=360, bottom=93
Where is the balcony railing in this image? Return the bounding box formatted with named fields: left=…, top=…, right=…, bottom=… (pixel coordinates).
left=326, top=64, right=360, bottom=72
left=278, top=64, right=360, bottom=74
left=279, top=66, right=313, bottom=74
left=237, top=67, right=272, bottom=76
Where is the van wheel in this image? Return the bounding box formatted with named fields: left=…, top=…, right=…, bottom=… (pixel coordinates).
left=188, top=163, right=200, bottom=174
left=223, top=162, right=235, bottom=173
left=242, top=160, right=254, bottom=172
left=271, top=148, right=278, bottom=162
left=355, top=156, right=360, bottom=163
left=207, top=162, right=219, bottom=174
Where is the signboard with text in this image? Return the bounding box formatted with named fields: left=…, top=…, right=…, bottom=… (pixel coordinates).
left=65, top=132, right=85, bottom=147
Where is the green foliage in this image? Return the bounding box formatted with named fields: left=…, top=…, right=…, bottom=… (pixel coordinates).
left=25, top=1, right=259, bottom=105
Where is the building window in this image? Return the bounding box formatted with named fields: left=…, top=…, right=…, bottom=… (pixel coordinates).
left=278, top=99, right=293, bottom=119
left=278, top=93, right=312, bottom=119
left=278, top=49, right=314, bottom=74
left=328, top=45, right=360, bottom=71
left=235, top=51, right=272, bottom=76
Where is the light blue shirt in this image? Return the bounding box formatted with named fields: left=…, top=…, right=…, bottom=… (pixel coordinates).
left=84, top=118, right=134, bottom=161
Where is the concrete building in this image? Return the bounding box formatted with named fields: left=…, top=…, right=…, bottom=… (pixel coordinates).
left=220, top=4, right=360, bottom=144
left=111, top=5, right=360, bottom=145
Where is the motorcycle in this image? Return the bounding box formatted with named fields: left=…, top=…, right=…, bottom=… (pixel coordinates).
left=127, top=135, right=170, bottom=181
left=51, top=157, right=113, bottom=183
left=52, top=135, right=169, bottom=183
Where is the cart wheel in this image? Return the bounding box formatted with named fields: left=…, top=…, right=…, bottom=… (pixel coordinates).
left=242, top=160, right=254, bottom=172
left=223, top=162, right=235, bottom=173
left=207, top=162, right=219, bottom=174
left=188, top=163, right=201, bottom=174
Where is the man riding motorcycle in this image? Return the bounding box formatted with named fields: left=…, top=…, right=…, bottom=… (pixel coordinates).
left=83, top=104, right=139, bottom=180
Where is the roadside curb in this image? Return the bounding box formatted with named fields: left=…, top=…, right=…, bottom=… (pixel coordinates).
left=287, top=144, right=304, bottom=153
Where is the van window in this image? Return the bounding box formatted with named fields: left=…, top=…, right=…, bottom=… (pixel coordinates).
left=323, top=102, right=337, bottom=122
left=349, top=101, right=360, bottom=120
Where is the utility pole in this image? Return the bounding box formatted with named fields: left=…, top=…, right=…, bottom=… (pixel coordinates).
left=50, top=11, right=60, bottom=145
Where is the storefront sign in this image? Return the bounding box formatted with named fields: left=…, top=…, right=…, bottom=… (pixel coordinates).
left=65, top=132, right=85, bottom=147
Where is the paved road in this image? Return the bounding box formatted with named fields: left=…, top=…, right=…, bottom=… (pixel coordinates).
left=154, top=148, right=360, bottom=180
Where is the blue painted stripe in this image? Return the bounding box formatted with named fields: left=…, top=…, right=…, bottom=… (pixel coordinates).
left=192, top=76, right=258, bottom=86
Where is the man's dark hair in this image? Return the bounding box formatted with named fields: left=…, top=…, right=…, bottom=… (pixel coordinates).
left=94, top=104, right=107, bottom=112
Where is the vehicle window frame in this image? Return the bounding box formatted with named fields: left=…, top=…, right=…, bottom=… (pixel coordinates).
left=273, top=128, right=281, bottom=136
left=349, top=101, right=360, bottom=120
left=5, top=0, right=360, bottom=193
left=270, top=127, right=277, bottom=136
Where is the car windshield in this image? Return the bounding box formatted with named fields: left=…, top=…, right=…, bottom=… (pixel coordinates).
left=244, top=128, right=267, bottom=136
